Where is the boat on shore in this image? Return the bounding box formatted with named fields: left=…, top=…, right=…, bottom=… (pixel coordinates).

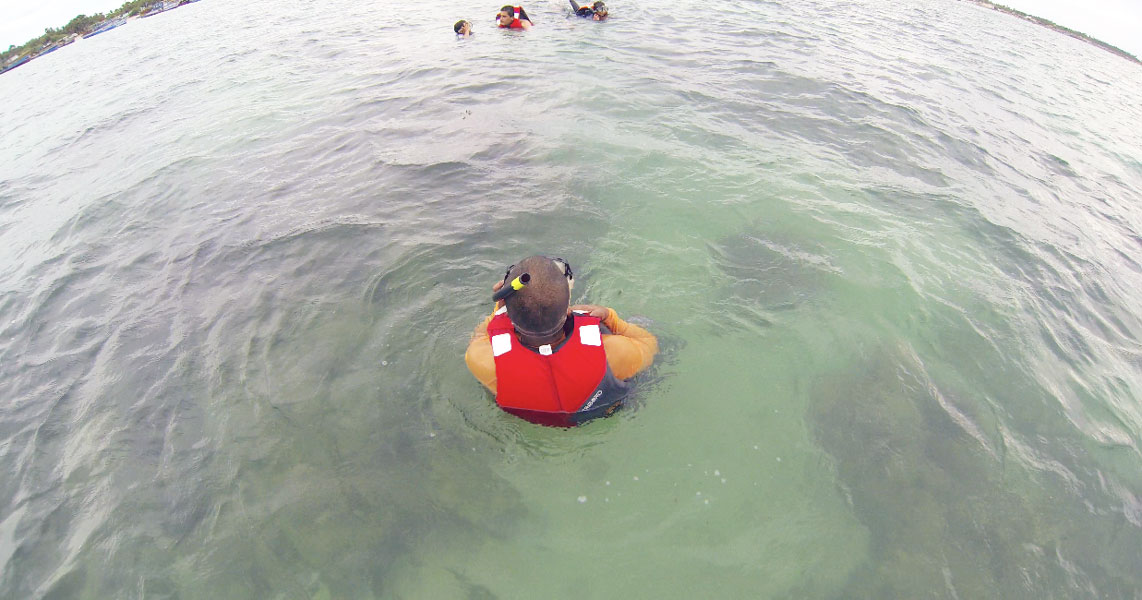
left=2, top=0, right=208, bottom=76
left=39, top=36, right=74, bottom=55
left=82, top=18, right=127, bottom=39
left=1, top=55, right=31, bottom=73
left=141, top=1, right=181, bottom=18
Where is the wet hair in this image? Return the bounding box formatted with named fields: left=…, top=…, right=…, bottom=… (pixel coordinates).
left=504, top=256, right=570, bottom=337
left=500, top=5, right=530, bottom=21
left=592, top=1, right=606, bottom=9
left=454, top=20, right=468, bottom=33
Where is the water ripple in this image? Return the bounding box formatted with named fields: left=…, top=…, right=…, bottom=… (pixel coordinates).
left=1, top=0, right=1141, bottom=596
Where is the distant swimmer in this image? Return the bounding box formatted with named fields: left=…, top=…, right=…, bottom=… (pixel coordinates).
left=570, top=0, right=608, bottom=20
left=497, top=5, right=533, bottom=30
left=454, top=20, right=473, bottom=37
left=465, top=255, right=658, bottom=427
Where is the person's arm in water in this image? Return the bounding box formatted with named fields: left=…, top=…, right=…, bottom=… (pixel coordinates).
left=464, top=303, right=658, bottom=394
left=516, top=6, right=533, bottom=28
left=465, top=310, right=500, bottom=393
left=570, top=304, right=658, bottom=380
left=569, top=0, right=594, bottom=18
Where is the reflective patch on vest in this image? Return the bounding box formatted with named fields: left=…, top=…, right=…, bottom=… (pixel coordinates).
left=492, top=333, right=512, bottom=356
left=539, top=344, right=553, bottom=356
left=494, top=305, right=508, bottom=315
left=579, top=324, right=601, bottom=346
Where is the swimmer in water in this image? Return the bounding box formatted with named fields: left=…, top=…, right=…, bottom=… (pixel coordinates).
left=497, top=5, right=533, bottom=30
left=570, top=0, right=608, bottom=20
left=465, top=255, right=658, bottom=427
left=454, top=20, right=473, bottom=37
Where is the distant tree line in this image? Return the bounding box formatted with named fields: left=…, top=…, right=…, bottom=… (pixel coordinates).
left=967, top=0, right=1139, bottom=65
left=2, top=0, right=162, bottom=66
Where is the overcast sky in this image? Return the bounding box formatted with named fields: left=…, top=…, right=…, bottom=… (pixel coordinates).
left=998, top=0, right=1142, bottom=57
left=3, top=0, right=1140, bottom=57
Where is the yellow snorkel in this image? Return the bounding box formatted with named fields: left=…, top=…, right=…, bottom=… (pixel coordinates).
left=492, top=272, right=530, bottom=302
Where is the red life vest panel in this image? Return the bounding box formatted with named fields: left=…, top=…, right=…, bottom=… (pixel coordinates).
left=488, top=310, right=610, bottom=427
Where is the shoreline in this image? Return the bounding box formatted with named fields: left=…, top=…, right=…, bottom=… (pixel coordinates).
left=5, top=0, right=1139, bottom=75
left=1, top=0, right=200, bottom=75
left=961, top=0, right=1140, bottom=66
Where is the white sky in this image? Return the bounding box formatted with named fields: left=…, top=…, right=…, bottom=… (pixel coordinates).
left=2, top=0, right=1140, bottom=57
left=997, top=0, right=1142, bottom=58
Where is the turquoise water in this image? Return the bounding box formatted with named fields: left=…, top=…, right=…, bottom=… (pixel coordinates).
left=1, top=0, right=1140, bottom=597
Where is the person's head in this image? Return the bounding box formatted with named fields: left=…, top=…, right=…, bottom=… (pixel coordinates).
left=502, top=256, right=574, bottom=343
left=454, top=20, right=471, bottom=35
left=500, top=5, right=529, bottom=23
left=591, top=1, right=607, bottom=18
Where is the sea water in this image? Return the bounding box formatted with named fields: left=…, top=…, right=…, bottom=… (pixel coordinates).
left=1, top=0, right=1140, bottom=597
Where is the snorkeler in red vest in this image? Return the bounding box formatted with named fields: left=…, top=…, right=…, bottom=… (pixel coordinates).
left=570, top=0, right=608, bottom=20
left=497, top=5, right=533, bottom=29
left=465, top=256, right=657, bottom=427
